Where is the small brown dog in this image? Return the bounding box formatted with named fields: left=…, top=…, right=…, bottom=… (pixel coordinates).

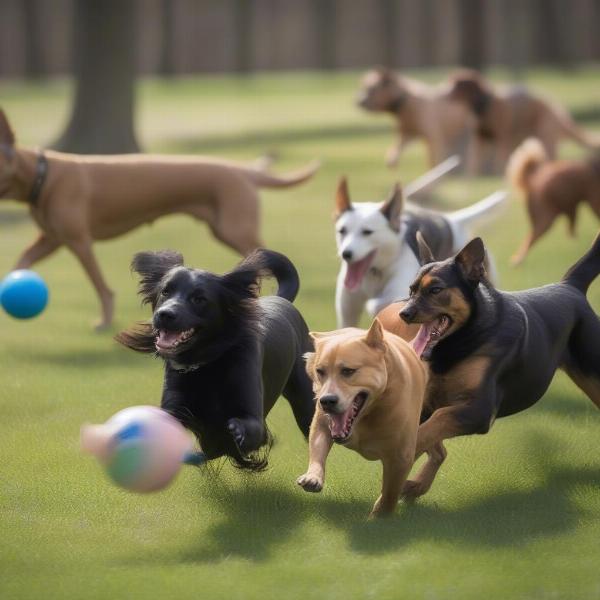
left=507, top=138, right=600, bottom=265
left=448, top=69, right=599, bottom=174
left=297, top=319, right=427, bottom=518
left=356, top=67, right=472, bottom=169
left=0, top=109, right=318, bottom=329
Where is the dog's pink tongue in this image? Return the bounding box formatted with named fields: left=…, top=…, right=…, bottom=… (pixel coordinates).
left=412, top=324, right=432, bottom=358
left=344, top=252, right=376, bottom=291
left=328, top=412, right=349, bottom=438
left=157, top=330, right=180, bottom=348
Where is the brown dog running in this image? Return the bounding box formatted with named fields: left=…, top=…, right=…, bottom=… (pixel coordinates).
left=356, top=67, right=472, bottom=169
left=448, top=69, right=599, bottom=174
left=297, top=319, right=427, bottom=518
left=0, top=109, right=319, bottom=329
left=507, top=138, right=600, bottom=265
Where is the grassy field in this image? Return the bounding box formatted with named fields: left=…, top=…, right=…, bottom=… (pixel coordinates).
left=1, top=67, right=600, bottom=600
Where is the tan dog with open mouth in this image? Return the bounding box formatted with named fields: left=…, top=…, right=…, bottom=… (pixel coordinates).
left=297, top=319, right=427, bottom=518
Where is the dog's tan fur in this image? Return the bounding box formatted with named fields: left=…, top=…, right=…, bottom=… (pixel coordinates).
left=297, top=319, right=427, bottom=518
left=507, top=138, right=600, bottom=265
left=0, top=110, right=318, bottom=328
left=448, top=70, right=600, bottom=174
left=356, top=67, right=473, bottom=169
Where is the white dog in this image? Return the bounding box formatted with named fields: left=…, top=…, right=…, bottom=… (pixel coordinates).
left=334, top=180, right=506, bottom=327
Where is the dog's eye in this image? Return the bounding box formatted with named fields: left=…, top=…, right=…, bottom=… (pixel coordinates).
left=340, top=367, right=357, bottom=377
left=160, top=286, right=172, bottom=298
left=338, top=227, right=347, bottom=237
left=429, top=287, right=443, bottom=295
left=191, top=295, right=206, bottom=306
left=315, top=367, right=326, bottom=379
left=361, top=229, right=373, bottom=236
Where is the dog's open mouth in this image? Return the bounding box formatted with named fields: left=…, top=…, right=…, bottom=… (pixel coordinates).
left=155, top=328, right=196, bottom=353
left=344, top=251, right=377, bottom=291
left=412, top=315, right=452, bottom=361
left=327, top=392, right=368, bottom=444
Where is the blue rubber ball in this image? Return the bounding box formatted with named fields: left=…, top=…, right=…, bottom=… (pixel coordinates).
left=0, top=270, right=49, bottom=319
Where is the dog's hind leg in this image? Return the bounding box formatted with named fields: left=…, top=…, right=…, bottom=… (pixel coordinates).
left=564, top=311, right=600, bottom=408
left=511, top=207, right=557, bottom=266
left=401, top=441, right=447, bottom=501
left=283, top=356, right=316, bottom=437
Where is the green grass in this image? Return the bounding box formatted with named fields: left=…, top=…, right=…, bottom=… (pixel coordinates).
left=1, top=68, right=600, bottom=600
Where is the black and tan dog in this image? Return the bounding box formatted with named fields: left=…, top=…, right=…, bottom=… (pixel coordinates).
left=378, top=231, right=600, bottom=499
left=116, top=248, right=315, bottom=470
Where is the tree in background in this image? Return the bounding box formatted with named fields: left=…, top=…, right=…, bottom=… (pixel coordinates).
left=54, top=0, right=139, bottom=154
left=458, top=0, right=485, bottom=70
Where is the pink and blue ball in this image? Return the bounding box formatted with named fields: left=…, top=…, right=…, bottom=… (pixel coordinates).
left=0, top=270, right=49, bottom=319
left=81, top=406, right=200, bottom=493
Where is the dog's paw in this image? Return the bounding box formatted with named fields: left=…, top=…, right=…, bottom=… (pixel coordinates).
left=227, top=419, right=246, bottom=452
left=296, top=472, right=323, bottom=493
left=401, top=479, right=429, bottom=501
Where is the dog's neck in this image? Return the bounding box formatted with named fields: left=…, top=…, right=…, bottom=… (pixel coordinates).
left=428, top=280, right=501, bottom=374
left=4, top=147, right=48, bottom=206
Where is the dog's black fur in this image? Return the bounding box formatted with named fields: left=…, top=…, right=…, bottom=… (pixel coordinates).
left=401, top=231, right=600, bottom=439
left=116, top=249, right=315, bottom=470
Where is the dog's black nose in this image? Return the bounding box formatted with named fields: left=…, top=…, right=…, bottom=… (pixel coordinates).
left=342, top=250, right=353, bottom=261
left=155, top=307, right=177, bottom=327
left=319, top=394, right=339, bottom=410
left=399, top=305, right=417, bottom=323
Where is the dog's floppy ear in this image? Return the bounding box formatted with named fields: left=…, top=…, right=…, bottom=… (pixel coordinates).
left=0, top=109, right=15, bottom=146
left=455, top=237, right=486, bottom=285
left=114, top=322, right=156, bottom=354
left=380, top=183, right=403, bottom=232
left=416, top=231, right=435, bottom=265
left=334, top=176, right=352, bottom=218
left=364, top=318, right=385, bottom=351
left=131, top=250, right=184, bottom=306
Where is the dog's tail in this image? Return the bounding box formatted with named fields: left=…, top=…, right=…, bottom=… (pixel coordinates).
left=238, top=248, right=300, bottom=302
left=506, top=138, right=548, bottom=194
left=242, top=160, right=321, bottom=189
left=447, top=190, right=508, bottom=229
left=562, top=231, right=600, bottom=294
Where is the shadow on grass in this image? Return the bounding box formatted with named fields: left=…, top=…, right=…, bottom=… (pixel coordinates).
left=534, top=393, right=599, bottom=419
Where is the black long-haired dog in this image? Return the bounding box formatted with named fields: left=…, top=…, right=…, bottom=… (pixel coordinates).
left=390, top=231, right=600, bottom=499
left=116, top=249, right=315, bottom=470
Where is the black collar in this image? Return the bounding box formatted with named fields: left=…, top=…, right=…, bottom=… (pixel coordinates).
left=28, top=150, right=48, bottom=206
left=386, top=93, right=407, bottom=114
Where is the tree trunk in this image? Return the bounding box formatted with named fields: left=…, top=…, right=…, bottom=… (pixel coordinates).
left=53, top=0, right=139, bottom=154
left=233, top=0, right=253, bottom=74
left=458, top=0, right=485, bottom=69
left=158, top=0, right=175, bottom=77
left=313, top=0, right=336, bottom=70
left=22, top=0, right=44, bottom=78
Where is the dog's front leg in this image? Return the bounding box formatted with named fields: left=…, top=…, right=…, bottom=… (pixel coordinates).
left=401, top=441, right=447, bottom=501
left=65, top=236, right=114, bottom=330
left=224, top=350, right=267, bottom=455
left=14, top=233, right=61, bottom=269
left=370, top=451, right=414, bottom=518
left=297, top=408, right=332, bottom=493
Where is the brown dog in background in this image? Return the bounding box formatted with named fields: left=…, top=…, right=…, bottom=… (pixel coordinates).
left=507, top=138, right=600, bottom=265
left=297, top=320, right=427, bottom=518
left=448, top=69, right=599, bottom=174
left=0, top=109, right=319, bottom=329
left=357, top=67, right=472, bottom=169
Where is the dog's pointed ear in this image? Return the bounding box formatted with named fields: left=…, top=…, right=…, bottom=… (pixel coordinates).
left=364, top=318, right=385, bottom=351
left=131, top=250, right=184, bottom=306
left=334, top=176, right=352, bottom=218
left=0, top=109, right=15, bottom=146
left=455, top=237, right=486, bottom=285
left=416, top=231, right=435, bottom=265
left=380, top=183, right=403, bottom=232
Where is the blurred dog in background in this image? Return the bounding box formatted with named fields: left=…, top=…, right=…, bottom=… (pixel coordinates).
left=448, top=69, right=600, bottom=174
left=356, top=67, right=473, bottom=169
left=507, top=138, right=600, bottom=265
